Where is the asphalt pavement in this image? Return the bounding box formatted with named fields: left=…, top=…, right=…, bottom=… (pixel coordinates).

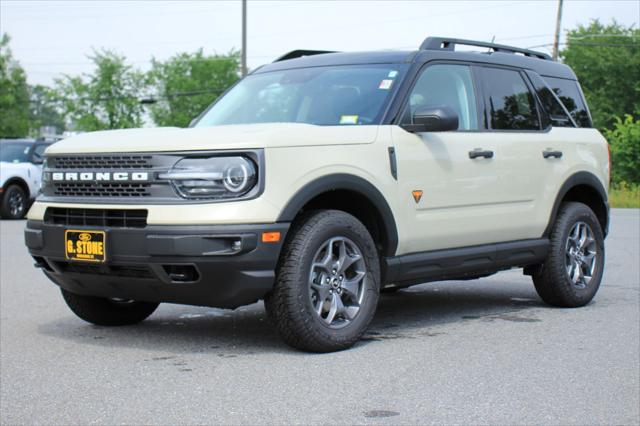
left=1, top=210, right=639, bottom=425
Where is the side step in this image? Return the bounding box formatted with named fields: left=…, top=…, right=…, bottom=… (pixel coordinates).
left=383, top=238, right=549, bottom=285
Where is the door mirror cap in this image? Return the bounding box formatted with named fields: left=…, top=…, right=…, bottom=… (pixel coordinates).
left=403, top=106, right=459, bottom=133
left=31, top=154, right=44, bottom=165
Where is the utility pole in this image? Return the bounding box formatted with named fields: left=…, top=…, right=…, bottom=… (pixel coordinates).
left=241, top=0, right=247, bottom=77
left=552, top=0, right=564, bottom=61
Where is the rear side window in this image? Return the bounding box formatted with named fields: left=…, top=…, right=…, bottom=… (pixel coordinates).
left=544, top=77, right=592, bottom=128
left=481, top=67, right=540, bottom=130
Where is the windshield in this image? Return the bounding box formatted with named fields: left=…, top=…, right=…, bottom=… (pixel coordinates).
left=0, top=143, right=31, bottom=163
left=195, top=65, right=406, bottom=127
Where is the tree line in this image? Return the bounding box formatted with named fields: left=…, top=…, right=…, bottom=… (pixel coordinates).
left=0, top=20, right=637, bottom=185
left=0, top=33, right=239, bottom=135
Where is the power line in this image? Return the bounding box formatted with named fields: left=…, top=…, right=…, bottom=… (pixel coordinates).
left=528, top=41, right=639, bottom=48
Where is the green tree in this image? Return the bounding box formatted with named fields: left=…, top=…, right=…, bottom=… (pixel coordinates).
left=604, top=115, right=640, bottom=184
left=0, top=33, right=30, bottom=138
left=55, top=50, right=145, bottom=131
left=148, top=50, right=239, bottom=127
left=560, top=21, right=640, bottom=130
left=29, top=84, right=65, bottom=137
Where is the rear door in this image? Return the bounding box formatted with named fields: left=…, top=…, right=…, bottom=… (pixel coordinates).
left=478, top=66, right=565, bottom=239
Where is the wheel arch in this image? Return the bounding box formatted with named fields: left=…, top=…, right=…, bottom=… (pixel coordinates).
left=2, top=177, right=30, bottom=199
left=544, top=171, right=609, bottom=238
left=277, top=174, right=399, bottom=256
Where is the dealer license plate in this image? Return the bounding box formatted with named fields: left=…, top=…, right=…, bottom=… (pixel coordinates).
left=64, top=230, right=106, bottom=263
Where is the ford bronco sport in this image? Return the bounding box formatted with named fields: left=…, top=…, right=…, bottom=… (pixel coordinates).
left=24, top=37, right=609, bottom=352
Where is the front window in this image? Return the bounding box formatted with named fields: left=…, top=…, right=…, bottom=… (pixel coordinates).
left=195, top=65, right=406, bottom=127
left=0, top=143, right=31, bottom=163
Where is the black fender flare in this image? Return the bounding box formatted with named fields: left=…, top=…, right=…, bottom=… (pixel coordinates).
left=543, top=171, right=609, bottom=237
left=277, top=174, right=399, bottom=256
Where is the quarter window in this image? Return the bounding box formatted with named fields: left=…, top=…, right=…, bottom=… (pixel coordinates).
left=403, top=64, right=478, bottom=130
left=482, top=68, right=540, bottom=130
left=526, top=72, right=574, bottom=128
left=544, top=77, right=592, bottom=128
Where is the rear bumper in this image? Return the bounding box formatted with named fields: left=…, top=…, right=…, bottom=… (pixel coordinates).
left=24, top=220, right=289, bottom=309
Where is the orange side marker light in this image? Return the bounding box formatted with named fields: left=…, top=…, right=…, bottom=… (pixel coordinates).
left=262, top=231, right=281, bottom=243
left=412, top=190, right=423, bottom=203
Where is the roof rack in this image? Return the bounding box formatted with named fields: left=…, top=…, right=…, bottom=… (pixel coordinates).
left=420, top=37, right=551, bottom=60
left=274, top=49, right=337, bottom=62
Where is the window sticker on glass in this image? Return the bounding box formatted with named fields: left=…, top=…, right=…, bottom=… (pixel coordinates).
left=388, top=70, right=398, bottom=78
left=379, top=79, right=393, bottom=90
left=339, top=115, right=359, bottom=125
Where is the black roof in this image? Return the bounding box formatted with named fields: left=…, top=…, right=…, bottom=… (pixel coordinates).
left=255, top=36, right=576, bottom=80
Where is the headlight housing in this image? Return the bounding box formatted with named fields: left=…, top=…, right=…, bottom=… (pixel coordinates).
left=159, top=156, right=258, bottom=200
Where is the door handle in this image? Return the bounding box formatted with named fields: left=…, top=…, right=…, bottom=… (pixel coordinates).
left=543, top=150, right=563, bottom=159
left=469, top=149, right=494, bottom=159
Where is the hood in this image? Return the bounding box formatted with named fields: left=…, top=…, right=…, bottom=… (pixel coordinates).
left=45, top=123, right=380, bottom=154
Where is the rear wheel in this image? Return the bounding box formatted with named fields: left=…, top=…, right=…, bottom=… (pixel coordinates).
left=1, top=185, right=28, bottom=219
left=533, top=202, right=605, bottom=307
left=265, top=210, right=380, bottom=352
left=61, top=289, right=159, bottom=326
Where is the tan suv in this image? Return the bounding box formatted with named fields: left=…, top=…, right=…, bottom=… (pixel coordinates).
left=24, top=37, right=610, bottom=352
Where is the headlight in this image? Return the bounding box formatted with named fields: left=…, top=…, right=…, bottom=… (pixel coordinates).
left=159, top=156, right=257, bottom=200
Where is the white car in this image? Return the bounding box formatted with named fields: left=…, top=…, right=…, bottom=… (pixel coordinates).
left=1, top=139, right=52, bottom=219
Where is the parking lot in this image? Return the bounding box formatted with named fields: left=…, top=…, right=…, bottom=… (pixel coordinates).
left=1, top=209, right=638, bottom=425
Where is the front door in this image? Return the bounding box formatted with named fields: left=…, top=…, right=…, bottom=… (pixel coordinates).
left=392, top=63, right=507, bottom=254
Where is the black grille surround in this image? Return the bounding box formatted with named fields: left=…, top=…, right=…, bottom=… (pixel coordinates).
left=44, top=207, right=148, bottom=228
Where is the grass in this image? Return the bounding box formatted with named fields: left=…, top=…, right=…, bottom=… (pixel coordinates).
left=609, top=182, right=640, bottom=208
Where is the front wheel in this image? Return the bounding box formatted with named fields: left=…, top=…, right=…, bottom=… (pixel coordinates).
left=61, top=289, right=159, bottom=326
left=265, top=210, right=380, bottom=352
left=533, top=202, right=605, bottom=307
left=1, top=184, right=28, bottom=219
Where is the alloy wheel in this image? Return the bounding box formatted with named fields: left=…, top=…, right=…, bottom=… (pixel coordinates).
left=565, top=221, right=598, bottom=289
left=308, top=236, right=367, bottom=329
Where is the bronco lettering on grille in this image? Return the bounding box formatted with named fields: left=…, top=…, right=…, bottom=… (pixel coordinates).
left=51, top=172, right=150, bottom=182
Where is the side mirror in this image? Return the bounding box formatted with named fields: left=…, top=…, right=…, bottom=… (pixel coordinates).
left=403, top=106, right=459, bottom=133
left=31, top=154, right=44, bottom=165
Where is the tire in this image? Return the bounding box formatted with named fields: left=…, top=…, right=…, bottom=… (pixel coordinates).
left=61, top=289, right=159, bottom=326
left=265, top=210, right=380, bottom=352
left=1, top=184, right=28, bottom=219
left=533, top=202, right=605, bottom=307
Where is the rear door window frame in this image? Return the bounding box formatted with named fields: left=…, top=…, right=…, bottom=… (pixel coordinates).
left=477, top=64, right=546, bottom=133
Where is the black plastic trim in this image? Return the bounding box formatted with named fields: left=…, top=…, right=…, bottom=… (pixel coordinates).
left=25, top=221, right=290, bottom=309
left=384, top=238, right=549, bottom=285
left=277, top=174, right=399, bottom=256
left=542, top=171, right=609, bottom=237
left=274, top=50, right=337, bottom=62
left=387, top=147, right=398, bottom=180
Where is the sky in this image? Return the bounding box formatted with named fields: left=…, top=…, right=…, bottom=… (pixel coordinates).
left=1, top=0, right=638, bottom=87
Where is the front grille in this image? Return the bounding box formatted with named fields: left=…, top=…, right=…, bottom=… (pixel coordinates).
left=42, top=153, right=179, bottom=200
left=44, top=208, right=148, bottom=228
left=49, top=155, right=153, bottom=169
left=55, top=262, right=154, bottom=279
left=53, top=182, right=152, bottom=197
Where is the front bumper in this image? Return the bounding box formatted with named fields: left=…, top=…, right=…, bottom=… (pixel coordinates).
left=24, top=220, right=289, bottom=309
